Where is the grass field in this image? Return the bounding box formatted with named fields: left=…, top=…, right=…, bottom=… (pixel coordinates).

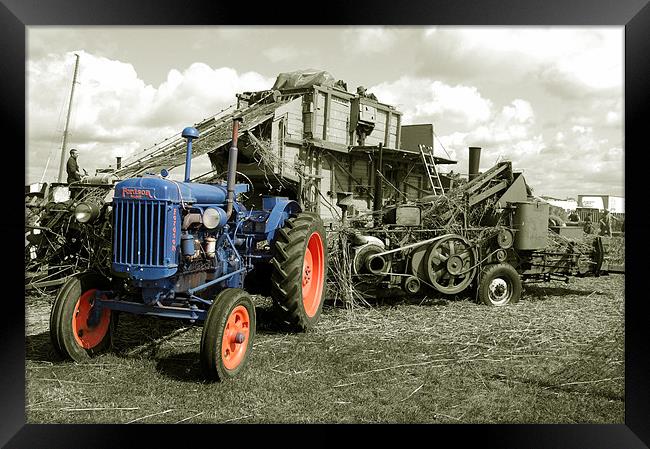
left=25, top=274, right=624, bottom=424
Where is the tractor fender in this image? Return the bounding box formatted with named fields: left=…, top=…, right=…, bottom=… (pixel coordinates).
left=264, top=198, right=301, bottom=241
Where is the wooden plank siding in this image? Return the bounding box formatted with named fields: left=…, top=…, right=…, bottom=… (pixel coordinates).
left=364, top=109, right=387, bottom=147
left=327, top=96, right=350, bottom=145
left=275, top=98, right=303, bottom=140
left=314, top=91, right=325, bottom=139
left=206, top=84, right=438, bottom=226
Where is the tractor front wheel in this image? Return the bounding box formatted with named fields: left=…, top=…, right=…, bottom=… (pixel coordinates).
left=270, top=212, right=327, bottom=331
left=200, top=288, right=256, bottom=381
left=477, top=263, right=522, bottom=306
left=50, top=272, right=114, bottom=361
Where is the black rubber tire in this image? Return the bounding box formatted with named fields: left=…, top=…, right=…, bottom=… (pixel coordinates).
left=49, top=272, right=114, bottom=361
left=477, top=263, right=522, bottom=307
left=49, top=275, right=77, bottom=357
left=200, top=288, right=256, bottom=382
left=269, top=212, right=327, bottom=332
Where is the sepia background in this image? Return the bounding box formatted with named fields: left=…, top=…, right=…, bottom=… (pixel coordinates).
left=27, top=26, right=623, bottom=199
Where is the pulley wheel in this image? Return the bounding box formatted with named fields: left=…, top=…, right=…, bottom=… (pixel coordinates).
left=497, top=229, right=514, bottom=249
left=409, top=245, right=430, bottom=280
left=424, top=234, right=477, bottom=295
left=353, top=244, right=390, bottom=276
left=403, top=276, right=421, bottom=294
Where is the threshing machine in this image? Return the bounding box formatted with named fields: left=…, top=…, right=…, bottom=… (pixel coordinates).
left=50, top=119, right=328, bottom=381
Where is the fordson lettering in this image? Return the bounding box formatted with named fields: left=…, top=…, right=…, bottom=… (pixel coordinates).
left=122, top=187, right=154, bottom=199
left=171, top=209, right=177, bottom=252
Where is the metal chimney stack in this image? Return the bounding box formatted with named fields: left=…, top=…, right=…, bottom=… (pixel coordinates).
left=116, top=156, right=122, bottom=170
left=468, top=146, right=482, bottom=181
left=225, top=117, right=243, bottom=219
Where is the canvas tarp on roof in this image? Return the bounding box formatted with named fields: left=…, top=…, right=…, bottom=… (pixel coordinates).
left=272, top=69, right=337, bottom=90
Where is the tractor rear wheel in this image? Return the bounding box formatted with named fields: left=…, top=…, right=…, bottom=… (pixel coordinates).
left=270, top=212, right=327, bottom=331
left=50, top=272, right=114, bottom=361
left=200, top=288, right=256, bottom=381
left=477, top=263, right=522, bottom=306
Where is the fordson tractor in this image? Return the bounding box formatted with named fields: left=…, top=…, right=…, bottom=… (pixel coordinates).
left=49, top=119, right=328, bottom=381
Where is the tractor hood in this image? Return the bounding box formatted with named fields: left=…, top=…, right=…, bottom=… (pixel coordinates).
left=114, top=176, right=248, bottom=205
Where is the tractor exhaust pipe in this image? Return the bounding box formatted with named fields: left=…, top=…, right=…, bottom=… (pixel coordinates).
left=468, top=146, right=481, bottom=181
left=226, top=117, right=243, bottom=219
left=182, top=127, right=200, bottom=182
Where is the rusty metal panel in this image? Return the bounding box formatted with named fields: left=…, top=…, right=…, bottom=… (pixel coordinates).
left=400, top=124, right=434, bottom=152
left=385, top=206, right=422, bottom=226
left=496, top=173, right=528, bottom=207
left=513, top=201, right=550, bottom=250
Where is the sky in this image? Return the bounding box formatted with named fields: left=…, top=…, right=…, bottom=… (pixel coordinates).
left=26, top=26, right=624, bottom=199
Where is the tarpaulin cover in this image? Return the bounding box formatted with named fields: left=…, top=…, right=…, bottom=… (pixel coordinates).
left=272, top=69, right=337, bottom=90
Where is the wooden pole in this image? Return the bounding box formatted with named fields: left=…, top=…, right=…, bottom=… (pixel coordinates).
left=373, top=142, right=384, bottom=227
left=57, top=53, right=80, bottom=183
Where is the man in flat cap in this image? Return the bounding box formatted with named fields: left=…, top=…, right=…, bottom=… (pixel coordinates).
left=66, top=148, right=86, bottom=184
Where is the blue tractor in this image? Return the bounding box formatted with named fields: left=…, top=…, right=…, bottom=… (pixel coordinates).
left=50, top=119, right=328, bottom=381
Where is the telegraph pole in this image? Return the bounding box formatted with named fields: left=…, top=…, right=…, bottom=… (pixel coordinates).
left=57, top=53, right=80, bottom=183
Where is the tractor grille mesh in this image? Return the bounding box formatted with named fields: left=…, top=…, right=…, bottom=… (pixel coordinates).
left=113, top=200, right=167, bottom=266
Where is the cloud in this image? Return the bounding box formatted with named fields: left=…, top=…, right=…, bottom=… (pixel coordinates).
left=536, top=64, right=620, bottom=100
left=142, top=64, right=271, bottom=127
left=365, top=73, right=620, bottom=198
left=370, top=77, right=492, bottom=130
left=342, top=28, right=398, bottom=54
left=27, top=51, right=274, bottom=183
left=434, top=98, right=540, bottom=167
left=262, top=46, right=301, bottom=63
left=417, top=28, right=622, bottom=102
left=411, top=89, right=623, bottom=198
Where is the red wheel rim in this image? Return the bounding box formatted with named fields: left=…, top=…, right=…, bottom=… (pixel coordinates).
left=72, top=289, right=111, bottom=349
left=302, top=232, right=325, bottom=318
left=221, top=305, right=251, bottom=370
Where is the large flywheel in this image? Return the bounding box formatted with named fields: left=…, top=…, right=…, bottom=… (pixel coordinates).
left=423, top=234, right=477, bottom=295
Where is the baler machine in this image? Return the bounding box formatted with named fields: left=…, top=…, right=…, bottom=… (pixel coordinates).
left=345, top=160, right=610, bottom=307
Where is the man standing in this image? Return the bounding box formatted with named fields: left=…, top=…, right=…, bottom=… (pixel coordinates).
left=583, top=215, right=594, bottom=234
left=66, top=148, right=86, bottom=184
left=599, top=209, right=613, bottom=236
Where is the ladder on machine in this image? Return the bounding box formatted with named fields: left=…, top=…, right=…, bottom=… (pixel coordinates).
left=419, top=144, right=445, bottom=195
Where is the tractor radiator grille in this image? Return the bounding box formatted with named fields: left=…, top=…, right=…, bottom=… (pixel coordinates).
left=113, top=200, right=167, bottom=266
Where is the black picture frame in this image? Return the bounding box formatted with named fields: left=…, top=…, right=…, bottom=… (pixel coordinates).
left=5, top=0, right=648, bottom=447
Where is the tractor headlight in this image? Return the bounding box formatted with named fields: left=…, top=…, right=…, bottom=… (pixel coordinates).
left=203, top=207, right=227, bottom=229
left=74, top=202, right=100, bottom=223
